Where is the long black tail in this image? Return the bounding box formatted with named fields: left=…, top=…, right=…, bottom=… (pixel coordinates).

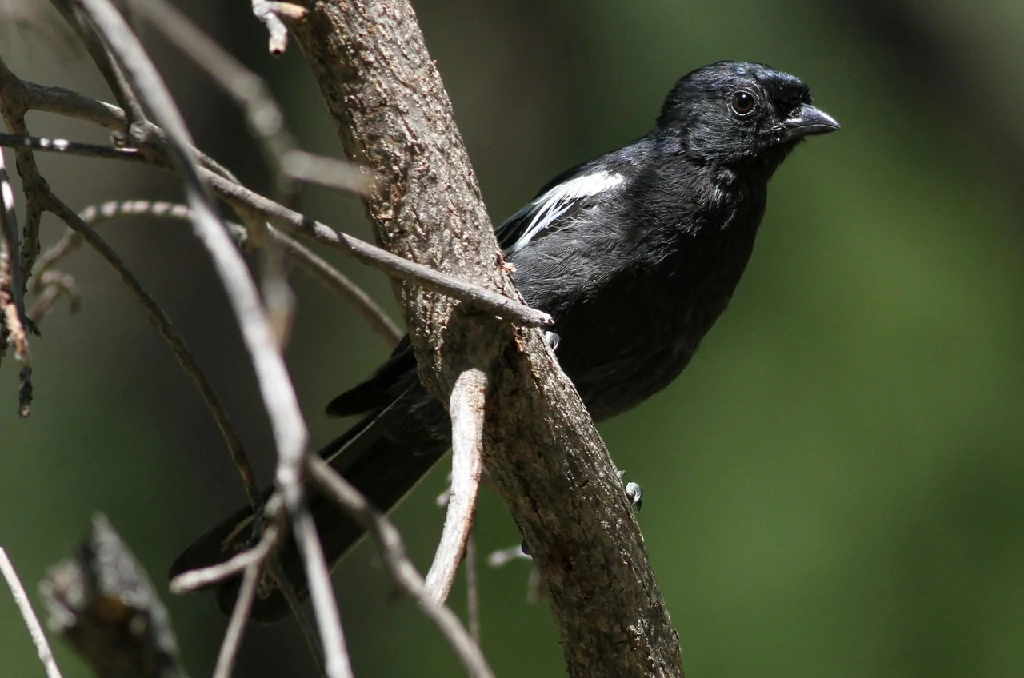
left=169, top=387, right=450, bottom=622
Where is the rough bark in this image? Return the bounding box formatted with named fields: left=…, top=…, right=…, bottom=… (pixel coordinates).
left=289, top=2, right=684, bottom=675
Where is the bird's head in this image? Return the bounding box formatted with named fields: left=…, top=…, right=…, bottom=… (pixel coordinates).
left=657, top=61, right=839, bottom=172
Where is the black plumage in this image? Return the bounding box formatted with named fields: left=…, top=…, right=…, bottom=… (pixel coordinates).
left=170, top=61, right=839, bottom=621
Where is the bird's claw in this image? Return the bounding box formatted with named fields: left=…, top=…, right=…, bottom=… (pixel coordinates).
left=618, top=469, right=643, bottom=512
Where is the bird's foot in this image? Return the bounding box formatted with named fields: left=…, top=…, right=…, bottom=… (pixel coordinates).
left=619, top=469, right=643, bottom=512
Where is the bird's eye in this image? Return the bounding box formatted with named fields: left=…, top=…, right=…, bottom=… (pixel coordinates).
left=730, top=90, right=757, bottom=116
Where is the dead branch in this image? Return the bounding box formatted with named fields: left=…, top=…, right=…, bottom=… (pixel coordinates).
left=0, top=547, right=63, bottom=678
left=306, top=456, right=495, bottom=678
left=426, top=367, right=486, bottom=602
left=40, top=515, right=184, bottom=678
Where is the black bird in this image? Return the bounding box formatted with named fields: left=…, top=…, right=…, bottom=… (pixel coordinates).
left=171, top=61, right=839, bottom=621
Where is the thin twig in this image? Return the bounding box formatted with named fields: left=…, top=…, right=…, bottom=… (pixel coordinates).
left=32, top=201, right=189, bottom=290
left=0, top=79, right=552, bottom=328
left=269, top=560, right=328, bottom=678
left=0, top=132, right=143, bottom=162
left=426, top=368, right=486, bottom=603
left=0, top=547, right=64, bottom=678
left=286, top=502, right=353, bottom=678
left=169, top=499, right=326, bottom=678
left=48, top=0, right=147, bottom=128
left=211, top=503, right=285, bottom=678
left=0, top=59, right=57, bottom=297
left=213, top=556, right=261, bottom=678
left=37, top=200, right=403, bottom=346
left=15, top=78, right=238, bottom=183
left=16, top=79, right=127, bottom=129
left=205, top=170, right=553, bottom=328
left=134, top=0, right=363, bottom=198
left=487, top=544, right=530, bottom=568
left=135, top=0, right=296, bottom=195
left=64, top=7, right=349, bottom=671
left=60, top=0, right=346, bottom=663
left=251, top=2, right=307, bottom=56
left=0, top=148, right=32, bottom=416
left=0, top=128, right=545, bottom=329
left=267, top=227, right=402, bottom=346
left=306, top=456, right=495, bottom=678
left=169, top=536, right=274, bottom=594
left=27, top=270, right=79, bottom=322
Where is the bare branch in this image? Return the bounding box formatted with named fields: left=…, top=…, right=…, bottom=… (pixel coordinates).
left=14, top=78, right=238, bottom=182
left=0, top=59, right=50, bottom=297
left=40, top=515, right=185, bottom=678
left=32, top=201, right=194, bottom=288
left=0, top=148, right=32, bottom=416
left=266, top=226, right=402, bottom=346
left=18, top=79, right=126, bottom=129
left=56, top=0, right=354, bottom=666
left=212, top=503, right=285, bottom=678
left=0, top=132, right=144, bottom=162
left=171, top=502, right=327, bottom=678
left=76, top=0, right=305, bottom=600
left=49, top=0, right=146, bottom=127
left=169, top=518, right=280, bottom=593
left=487, top=544, right=531, bottom=568
left=0, top=547, right=63, bottom=678
left=251, top=2, right=307, bottom=56
left=28, top=270, right=79, bottom=323
left=0, top=74, right=552, bottom=329
left=58, top=1, right=355, bottom=666
left=42, top=200, right=403, bottom=346
left=426, top=367, right=486, bottom=602
left=205, top=170, right=552, bottom=328
left=306, top=456, right=495, bottom=678
left=134, top=0, right=365, bottom=198
left=213, top=556, right=262, bottom=678
left=286, top=503, right=353, bottom=677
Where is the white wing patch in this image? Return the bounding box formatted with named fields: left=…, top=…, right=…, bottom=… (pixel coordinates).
left=508, top=170, right=625, bottom=253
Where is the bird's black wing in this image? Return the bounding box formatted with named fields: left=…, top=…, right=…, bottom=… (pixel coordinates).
left=329, top=151, right=640, bottom=417
left=496, top=153, right=638, bottom=254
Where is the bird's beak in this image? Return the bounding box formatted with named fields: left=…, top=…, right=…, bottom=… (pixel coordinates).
left=781, top=103, right=840, bottom=140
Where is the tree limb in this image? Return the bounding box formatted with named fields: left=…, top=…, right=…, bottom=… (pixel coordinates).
left=288, top=2, right=683, bottom=676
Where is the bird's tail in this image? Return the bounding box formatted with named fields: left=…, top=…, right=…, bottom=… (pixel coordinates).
left=169, top=390, right=449, bottom=622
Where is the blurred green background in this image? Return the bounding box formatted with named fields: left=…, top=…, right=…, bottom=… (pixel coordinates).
left=3, top=0, right=1023, bottom=676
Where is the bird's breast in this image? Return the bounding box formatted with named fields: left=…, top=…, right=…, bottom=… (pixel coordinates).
left=539, top=208, right=761, bottom=420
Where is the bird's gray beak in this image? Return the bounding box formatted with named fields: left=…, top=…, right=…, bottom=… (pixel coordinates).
left=782, top=103, right=840, bottom=140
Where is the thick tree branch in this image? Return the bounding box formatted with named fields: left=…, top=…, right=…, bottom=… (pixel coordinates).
left=289, top=2, right=683, bottom=676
